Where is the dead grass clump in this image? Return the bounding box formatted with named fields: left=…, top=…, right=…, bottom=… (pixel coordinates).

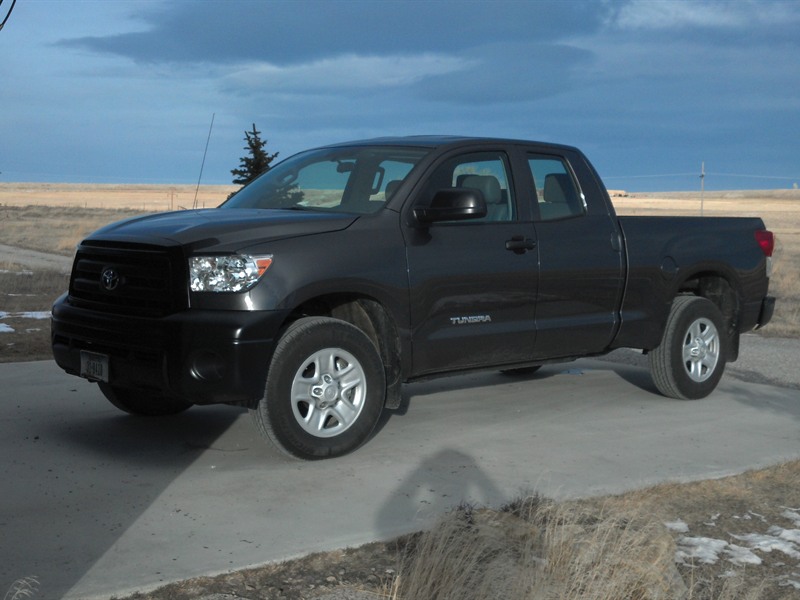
left=0, top=265, right=69, bottom=312
left=392, top=497, right=687, bottom=600
left=0, top=265, right=68, bottom=362
left=765, top=233, right=800, bottom=337
left=2, top=577, right=39, bottom=600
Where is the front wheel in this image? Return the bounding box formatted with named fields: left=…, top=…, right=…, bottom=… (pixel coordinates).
left=250, top=317, right=386, bottom=460
left=649, top=296, right=728, bottom=400
left=98, top=383, right=194, bottom=416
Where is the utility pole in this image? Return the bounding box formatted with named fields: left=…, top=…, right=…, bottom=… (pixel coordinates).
left=700, top=161, right=705, bottom=217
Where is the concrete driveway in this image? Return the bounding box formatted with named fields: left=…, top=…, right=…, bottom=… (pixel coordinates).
left=1, top=353, right=798, bottom=599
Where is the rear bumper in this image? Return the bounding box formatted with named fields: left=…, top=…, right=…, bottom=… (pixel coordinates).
left=756, top=296, right=776, bottom=329
left=51, top=294, right=288, bottom=405
left=740, top=295, right=775, bottom=333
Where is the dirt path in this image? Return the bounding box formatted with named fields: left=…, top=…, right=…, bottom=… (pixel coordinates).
left=0, top=243, right=73, bottom=273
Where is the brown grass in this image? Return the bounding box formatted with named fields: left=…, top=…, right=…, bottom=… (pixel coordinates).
left=0, top=263, right=68, bottom=362
left=389, top=488, right=783, bottom=600
left=0, top=182, right=237, bottom=211
left=391, top=500, right=685, bottom=600
left=384, top=461, right=799, bottom=600
left=0, top=205, right=151, bottom=256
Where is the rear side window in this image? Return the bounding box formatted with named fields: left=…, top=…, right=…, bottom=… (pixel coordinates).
left=528, top=155, right=585, bottom=221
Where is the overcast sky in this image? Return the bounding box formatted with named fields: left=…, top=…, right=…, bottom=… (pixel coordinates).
left=1, top=0, right=799, bottom=191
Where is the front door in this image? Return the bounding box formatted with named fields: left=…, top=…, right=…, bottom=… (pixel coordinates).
left=404, top=151, right=539, bottom=376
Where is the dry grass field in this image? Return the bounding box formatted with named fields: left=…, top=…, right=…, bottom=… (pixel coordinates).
left=2, top=184, right=799, bottom=599
left=0, top=182, right=238, bottom=211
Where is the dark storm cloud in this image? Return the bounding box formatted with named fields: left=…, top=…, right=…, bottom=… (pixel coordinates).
left=59, top=0, right=612, bottom=65
left=413, top=41, right=594, bottom=104
left=7, top=0, right=798, bottom=187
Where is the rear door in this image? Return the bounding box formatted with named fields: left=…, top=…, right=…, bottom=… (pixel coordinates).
left=525, top=149, right=625, bottom=358
left=404, top=149, right=539, bottom=376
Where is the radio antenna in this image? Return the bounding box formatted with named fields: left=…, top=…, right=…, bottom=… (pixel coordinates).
left=193, top=113, right=215, bottom=209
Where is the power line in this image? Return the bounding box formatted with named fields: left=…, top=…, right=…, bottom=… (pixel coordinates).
left=706, top=172, right=800, bottom=181
left=0, top=0, right=18, bottom=32
left=602, top=173, right=697, bottom=180
left=603, top=171, right=799, bottom=181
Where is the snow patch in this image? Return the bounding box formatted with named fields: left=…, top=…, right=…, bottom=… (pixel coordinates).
left=665, top=519, right=689, bottom=533
left=779, top=575, right=800, bottom=590
left=676, top=537, right=728, bottom=565
left=781, top=509, right=800, bottom=527
left=733, top=531, right=800, bottom=560
left=17, top=311, right=50, bottom=319
left=0, top=310, right=51, bottom=320
left=0, top=323, right=15, bottom=333
left=724, top=543, right=762, bottom=565
left=0, top=269, right=33, bottom=275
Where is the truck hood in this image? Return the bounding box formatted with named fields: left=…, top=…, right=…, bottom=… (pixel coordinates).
left=84, top=208, right=358, bottom=253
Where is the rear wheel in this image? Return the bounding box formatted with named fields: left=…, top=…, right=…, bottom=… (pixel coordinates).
left=98, top=383, right=194, bottom=416
left=250, top=317, right=386, bottom=460
left=649, top=296, right=728, bottom=400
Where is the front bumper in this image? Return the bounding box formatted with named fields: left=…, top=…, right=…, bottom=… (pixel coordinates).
left=51, top=293, right=289, bottom=405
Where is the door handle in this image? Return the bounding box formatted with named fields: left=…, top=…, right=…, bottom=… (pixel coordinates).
left=505, top=236, right=536, bottom=254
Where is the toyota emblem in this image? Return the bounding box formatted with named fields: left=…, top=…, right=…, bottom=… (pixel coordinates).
left=101, top=268, right=121, bottom=291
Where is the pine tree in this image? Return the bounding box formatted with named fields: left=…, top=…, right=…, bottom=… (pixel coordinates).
left=231, top=124, right=278, bottom=186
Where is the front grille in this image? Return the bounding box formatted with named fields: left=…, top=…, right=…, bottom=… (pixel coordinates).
left=69, top=242, right=187, bottom=317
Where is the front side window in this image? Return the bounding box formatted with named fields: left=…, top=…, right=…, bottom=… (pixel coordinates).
left=222, top=146, right=430, bottom=215
left=528, top=155, right=585, bottom=221
left=418, top=152, right=515, bottom=222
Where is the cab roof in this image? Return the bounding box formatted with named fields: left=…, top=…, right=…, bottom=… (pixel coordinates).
left=325, top=135, right=579, bottom=153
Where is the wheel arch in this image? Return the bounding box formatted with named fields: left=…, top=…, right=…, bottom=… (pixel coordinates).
left=283, top=293, right=404, bottom=409
left=673, top=268, right=743, bottom=360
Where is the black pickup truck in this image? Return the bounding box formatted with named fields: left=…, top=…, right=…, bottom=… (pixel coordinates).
left=51, top=136, right=775, bottom=459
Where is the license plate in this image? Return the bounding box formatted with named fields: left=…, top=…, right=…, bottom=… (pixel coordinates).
left=80, top=351, right=110, bottom=383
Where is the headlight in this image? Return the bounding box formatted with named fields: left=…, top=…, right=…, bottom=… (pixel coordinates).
left=189, top=254, right=273, bottom=292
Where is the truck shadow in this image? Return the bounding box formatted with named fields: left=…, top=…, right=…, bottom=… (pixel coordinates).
left=379, top=360, right=660, bottom=420
left=2, top=394, right=246, bottom=600
left=49, top=405, right=247, bottom=465
left=374, top=448, right=505, bottom=541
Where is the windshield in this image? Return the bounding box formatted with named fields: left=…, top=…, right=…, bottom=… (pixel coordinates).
left=221, top=146, right=431, bottom=215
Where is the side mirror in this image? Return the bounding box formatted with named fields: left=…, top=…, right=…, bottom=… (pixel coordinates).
left=413, top=188, right=487, bottom=224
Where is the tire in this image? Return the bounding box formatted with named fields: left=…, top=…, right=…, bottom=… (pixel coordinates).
left=649, top=296, right=728, bottom=400
left=98, top=383, right=194, bottom=416
left=250, top=317, right=386, bottom=460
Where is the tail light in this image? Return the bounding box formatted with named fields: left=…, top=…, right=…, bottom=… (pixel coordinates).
left=755, top=230, right=775, bottom=257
